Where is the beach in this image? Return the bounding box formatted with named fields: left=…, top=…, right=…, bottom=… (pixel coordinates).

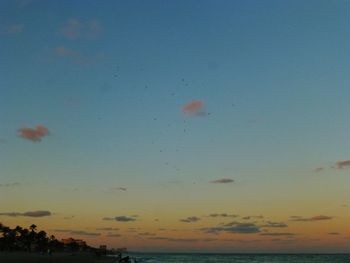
left=0, top=252, right=116, bottom=263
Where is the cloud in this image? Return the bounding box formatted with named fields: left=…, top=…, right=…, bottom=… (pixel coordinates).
left=0, top=210, right=51, bottom=217
left=138, top=232, right=156, bottom=236
left=18, top=125, right=49, bottom=142
left=60, top=19, right=102, bottom=39
left=260, top=222, right=288, bottom=228
left=211, top=178, right=234, bottom=184
left=182, top=100, right=206, bottom=116
left=22, top=211, right=51, bottom=217
left=208, top=213, right=238, bottom=218
left=242, top=215, right=264, bottom=220
left=54, top=46, right=103, bottom=65
left=103, top=216, right=137, bottom=222
left=179, top=216, right=201, bottom=223
left=115, top=216, right=136, bottom=222
left=289, top=215, right=333, bottom=222
left=313, top=167, right=324, bottom=173
left=148, top=237, right=198, bottom=242
left=0, top=182, right=21, bottom=187
left=3, top=24, right=24, bottom=35
left=223, top=239, right=262, bottom=243
left=96, top=228, right=119, bottom=231
left=202, top=238, right=218, bottom=242
left=113, top=187, right=127, bottom=191
left=55, top=46, right=79, bottom=57
left=104, top=187, right=127, bottom=193
left=335, top=160, right=350, bottom=169
left=202, top=222, right=260, bottom=234
left=106, top=233, right=121, bottom=237
left=260, top=232, right=295, bottom=236
left=54, top=229, right=100, bottom=236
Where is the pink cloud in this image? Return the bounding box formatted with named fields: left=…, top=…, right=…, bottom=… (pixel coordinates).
left=18, top=125, right=49, bottom=142
left=182, top=100, right=205, bottom=116
left=335, top=160, right=350, bottom=169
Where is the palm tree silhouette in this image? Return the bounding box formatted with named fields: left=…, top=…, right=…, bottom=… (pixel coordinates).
left=29, top=224, right=37, bottom=232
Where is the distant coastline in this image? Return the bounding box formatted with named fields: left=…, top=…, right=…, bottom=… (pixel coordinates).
left=0, top=223, right=119, bottom=262
left=0, top=251, right=115, bottom=263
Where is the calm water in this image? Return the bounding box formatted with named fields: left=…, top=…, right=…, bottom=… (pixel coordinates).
left=121, top=253, right=350, bottom=263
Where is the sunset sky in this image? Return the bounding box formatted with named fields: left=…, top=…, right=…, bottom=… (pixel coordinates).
left=1, top=0, right=350, bottom=253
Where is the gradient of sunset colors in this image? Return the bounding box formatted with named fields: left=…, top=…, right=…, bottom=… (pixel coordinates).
left=1, top=0, right=350, bottom=253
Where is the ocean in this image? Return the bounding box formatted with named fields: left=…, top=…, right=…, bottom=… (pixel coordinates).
left=121, top=253, right=350, bottom=263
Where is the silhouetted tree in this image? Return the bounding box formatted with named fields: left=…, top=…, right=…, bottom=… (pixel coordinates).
left=0, top=224, right=93, bottom=253
left=29, top=224, right=37, bottom=232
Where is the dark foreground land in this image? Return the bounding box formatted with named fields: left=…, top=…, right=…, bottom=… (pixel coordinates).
left=0, top=252, right=116, bottom=263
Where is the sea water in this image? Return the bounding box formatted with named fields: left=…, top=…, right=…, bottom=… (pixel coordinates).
left=122, top=253, right=350, bottom=263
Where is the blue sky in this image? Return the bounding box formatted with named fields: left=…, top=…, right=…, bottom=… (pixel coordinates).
left=1, top=0, right=350, bottom=252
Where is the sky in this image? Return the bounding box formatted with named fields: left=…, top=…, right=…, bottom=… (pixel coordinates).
left=1, top=0, right=350, bottom=253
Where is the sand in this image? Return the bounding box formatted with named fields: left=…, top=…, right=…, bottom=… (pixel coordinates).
left=0, top=251, right=117, bottom=263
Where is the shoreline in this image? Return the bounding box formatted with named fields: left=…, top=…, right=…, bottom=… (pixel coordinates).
left=0, top=251, right=116, bottom=263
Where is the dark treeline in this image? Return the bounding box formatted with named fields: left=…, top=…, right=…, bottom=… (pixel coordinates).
left=0, top=223, right=88, bottom=252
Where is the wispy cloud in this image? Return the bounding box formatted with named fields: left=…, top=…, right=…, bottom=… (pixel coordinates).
left=148, top=237, right=199, bottom=242
left=113, top=187, right=127, bottom=191
left=18, top=125, right=49, bottom=142
left=211, top=178, right=234, bottom=184
left=222, top=239, right=262, bottom=243
left=202, top=222, right=260, bottom=234
left=260, top=221, right=288, bottom=228
left=0, top=182, right=21, bottom=188
left=3, top=24, right=24, bottom=35
left=138, top=232, right=156, bottom=236
left=60, top=19, right=102, bottom=39
left=54, top=229, right=100, bottom=236
left=328, top=232, right=339, bottom=235
left=313, top=167, right=324, bottom=173
left=202, top=238, right=218, bottom=242
left=335, top=160, right=350, bottom=169
left=208, top=213, right=238, bottom=218
left=102, top=215, right=137, bottom=222
left=260, top=232, right=295, bottom=236
left=106, top=233, right=121, bottom=237
left=96, top=227, right=119, bottom=231
left=242, top=215, right=264, bottom=220
left=289, top=215, right=333, bottom=222
left=55, top=46, right=79, bottom=57
left=179, top=216, right=201, bottom=223
left=0, top=210, right=51, bottom=217
left=104, top=187, right=127, bottom=193
left=54, top=46, right=104, bottom=65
